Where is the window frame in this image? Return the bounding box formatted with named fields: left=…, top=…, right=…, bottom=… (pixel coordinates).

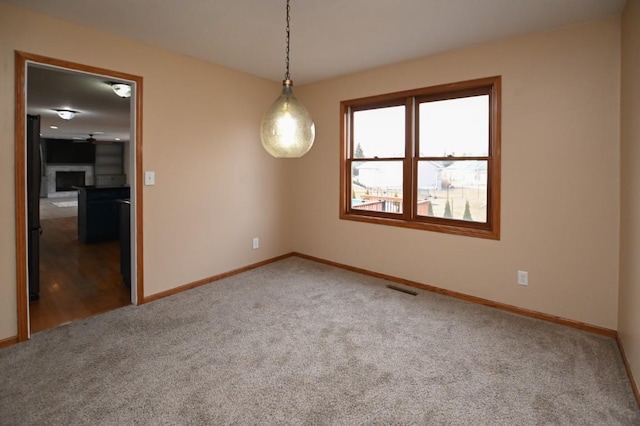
left=340, top=76, right=501, bottom=240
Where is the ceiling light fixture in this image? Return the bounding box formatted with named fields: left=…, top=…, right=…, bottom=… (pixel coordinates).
left=260, top=0, right=315, bottom=158
left=111, top=83, right=132, bottom=98
left=55, top=109, right=77, bottom=120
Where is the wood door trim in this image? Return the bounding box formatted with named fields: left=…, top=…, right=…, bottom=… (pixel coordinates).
left=14, top=53, right=28, bottom=341
left=14, top=51, right=145, bottom=341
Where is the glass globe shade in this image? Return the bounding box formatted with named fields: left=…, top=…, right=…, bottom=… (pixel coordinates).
left=260, top=81, right=315, bottom=158
left=112, top=83, right=132, bottom=98
left=55, top=109, right=76, bottom=120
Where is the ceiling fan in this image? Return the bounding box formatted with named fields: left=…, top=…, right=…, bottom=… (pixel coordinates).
left=74, top=133, right=113, bottom=145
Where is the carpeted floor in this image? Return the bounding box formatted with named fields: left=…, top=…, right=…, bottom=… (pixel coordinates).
left=1, top=257, right=638, bottom=425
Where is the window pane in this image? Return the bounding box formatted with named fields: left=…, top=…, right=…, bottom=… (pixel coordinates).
left=419, top=95, right=488, bottom=157
left=416, top=160, right=487, bottom=223
left=353, top=106, right=405, bottom=158
left=351, top=161, right=403, bottom=214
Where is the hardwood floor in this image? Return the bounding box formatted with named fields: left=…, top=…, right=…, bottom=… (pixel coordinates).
left=30, top=215, right=131, bottom=334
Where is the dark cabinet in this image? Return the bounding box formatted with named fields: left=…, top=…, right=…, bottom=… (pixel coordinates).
left=77, top=186, right=130, bottom=243
left=119, top=200, right=131, bottom=288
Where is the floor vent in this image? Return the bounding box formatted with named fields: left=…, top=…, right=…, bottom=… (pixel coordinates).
left=386, top=285, right=418, bottom=296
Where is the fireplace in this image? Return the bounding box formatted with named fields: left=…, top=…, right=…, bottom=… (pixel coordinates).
left=55, top=171, right=85, bottom=192
left=46, top=165, right=94, bottom=198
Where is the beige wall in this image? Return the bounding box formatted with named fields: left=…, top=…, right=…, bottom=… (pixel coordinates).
left=620, top=0, right=640, bottom=391
left=0, top=4, right=628, bottom=342
left=294, top=17, right=621, bottom=329
left=0, top=3, right=292, bottom=340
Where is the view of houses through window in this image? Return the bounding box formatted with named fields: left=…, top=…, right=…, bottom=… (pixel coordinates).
left=341, top=76, right=500, bottom=239
left=351, top=95, right=489, bottom=222
left=352, top=160, right=488, bottom=222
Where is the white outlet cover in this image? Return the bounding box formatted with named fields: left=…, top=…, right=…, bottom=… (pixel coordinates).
left=144, top=171, right=155, bottom=186
left=517, top=270, right=528, bottom=286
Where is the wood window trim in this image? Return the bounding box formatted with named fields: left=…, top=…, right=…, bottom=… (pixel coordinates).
left=340, top=76, right=501, bottom=240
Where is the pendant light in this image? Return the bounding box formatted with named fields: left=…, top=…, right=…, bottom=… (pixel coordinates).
left=260, top=0, right=315, bottom=158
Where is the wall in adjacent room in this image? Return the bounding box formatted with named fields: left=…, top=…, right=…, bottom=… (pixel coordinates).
left=0, top=3, right=290, bottom=341
left=619, top=0, right=640, bottom=395
left=294, top=17, right=621, bottom=329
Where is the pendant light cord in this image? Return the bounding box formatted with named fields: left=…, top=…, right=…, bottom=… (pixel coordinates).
left=285, top=0, right=291, bottom=81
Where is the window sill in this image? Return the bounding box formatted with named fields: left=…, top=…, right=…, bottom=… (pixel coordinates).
left=340, top=212, right=500, bottom=240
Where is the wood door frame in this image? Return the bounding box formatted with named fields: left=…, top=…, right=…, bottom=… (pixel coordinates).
left=14, top=51, right=145, bottom=341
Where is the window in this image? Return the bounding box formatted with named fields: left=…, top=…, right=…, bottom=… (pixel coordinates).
left=340, top=76, right=501, bottom=239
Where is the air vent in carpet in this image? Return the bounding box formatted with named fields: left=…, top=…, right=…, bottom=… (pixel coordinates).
left=386, top=285, right=418, bottom=296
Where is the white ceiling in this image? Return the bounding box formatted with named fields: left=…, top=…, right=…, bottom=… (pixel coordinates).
left=12, top=0, right=627, bottom=141
left=7, top=0, right=627, bottom=85
left=27, top=65, right=132, bottom=142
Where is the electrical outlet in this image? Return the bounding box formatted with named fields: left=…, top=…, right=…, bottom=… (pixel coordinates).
left=517, top=270, right=528, bottom=286
left=252, top=237, right=259, bottom=250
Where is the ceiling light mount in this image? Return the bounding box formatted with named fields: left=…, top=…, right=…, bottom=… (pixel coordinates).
left=111, top=83, right=132, bottom=98
left=55, top=109, right=77, bottom=120
left=260, top=0, right=315, bottom=158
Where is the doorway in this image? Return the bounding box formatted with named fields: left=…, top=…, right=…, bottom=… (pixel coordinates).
left=14, top=51, right=145, bottom=341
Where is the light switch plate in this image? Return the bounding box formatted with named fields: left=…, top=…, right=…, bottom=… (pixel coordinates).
left=144, top=171, right=155, bottom=186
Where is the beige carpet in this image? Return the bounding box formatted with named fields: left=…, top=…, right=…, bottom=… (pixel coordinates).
left=0, top=257, right=638, bottom=425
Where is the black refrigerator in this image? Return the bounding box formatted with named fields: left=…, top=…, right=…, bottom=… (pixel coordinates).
left=27, top=114, right=41, bottom=302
